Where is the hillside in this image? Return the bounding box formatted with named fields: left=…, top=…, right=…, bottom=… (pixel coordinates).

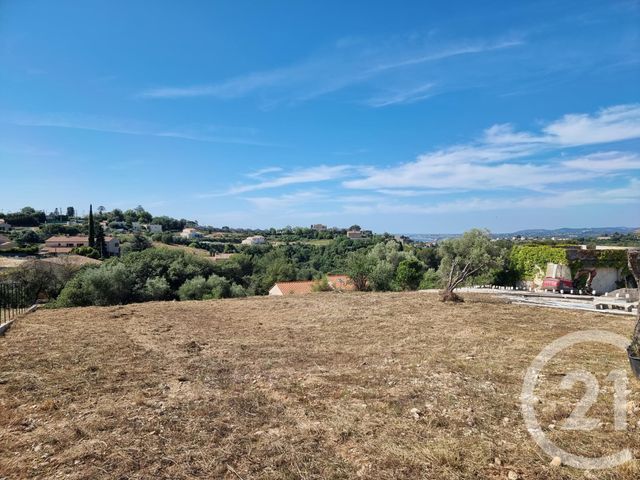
left=1, top=292, right=638, bottom=479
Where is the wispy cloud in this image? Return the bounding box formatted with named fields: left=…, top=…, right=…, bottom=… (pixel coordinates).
left=365, top=82, right=436, bottom=107
left=3, top=112, right=276, bottom=147
left=197, top=165, right=355, bottom=198
left=138, top=35, right=523, bottom=106
left=244, top=190, right=327, bottom=211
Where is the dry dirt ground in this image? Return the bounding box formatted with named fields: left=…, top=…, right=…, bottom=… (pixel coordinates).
left=1, top=292, right=639, bottom=479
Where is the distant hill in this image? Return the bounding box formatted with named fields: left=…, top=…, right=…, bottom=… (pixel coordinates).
left=501, top=226, right=638, bottom=238
left=405, top=226, right=638, bottom=242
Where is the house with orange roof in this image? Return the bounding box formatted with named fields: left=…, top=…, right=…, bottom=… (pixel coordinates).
left=268, top=275, right=354, bottom=296
left=43, top=235, right=120, bottom=256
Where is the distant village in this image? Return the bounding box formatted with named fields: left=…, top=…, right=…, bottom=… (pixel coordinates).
left=1, top=205, right=639, bottom=304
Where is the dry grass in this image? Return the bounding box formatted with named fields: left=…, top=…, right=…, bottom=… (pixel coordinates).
left=0, top=292, right=638, bottom=479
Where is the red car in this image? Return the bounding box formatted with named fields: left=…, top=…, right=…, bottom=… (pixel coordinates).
left=541, top=277, right=573, bottom=291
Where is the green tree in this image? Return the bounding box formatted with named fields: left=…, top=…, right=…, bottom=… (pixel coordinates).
left=438, top=229, right=503, bottom=301
left=346, top=250, right=374, bottom=291
left=123, top=232, right=152, bottom=253
left=369, top=260, right=394, bottom=291
left=143, top=276, right=172, bottom=301
left=88, top=204, right=95, bottom=247
left=95, top=224, right=106, bottom=258
left=394, top=257, right=425, bottom=290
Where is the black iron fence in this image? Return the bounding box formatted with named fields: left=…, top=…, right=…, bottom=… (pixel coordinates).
left=0, top=283, right=28, bottom=324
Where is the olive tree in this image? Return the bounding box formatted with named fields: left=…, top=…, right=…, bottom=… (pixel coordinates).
left=437, top=229, right=503, bottom=302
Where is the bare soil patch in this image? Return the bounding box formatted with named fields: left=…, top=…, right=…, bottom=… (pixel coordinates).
left=1, top=292, right=638, bottom=479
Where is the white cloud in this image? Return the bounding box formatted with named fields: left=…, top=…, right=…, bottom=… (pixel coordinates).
left=344, top=104, right=640, bottom=191
left=562, top=151, right=640, bottom=171
left=197, top=165, right=354, bottom=198
left=342, top=179, right=640, bottom=215
left=544, top=104, right=640, bottom=145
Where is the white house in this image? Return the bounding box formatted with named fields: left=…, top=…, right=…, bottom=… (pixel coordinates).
left=347, top=230, right=363, bottom=239
left=148, top=224, right=163, bottom=233
left=241, top=235, right=266, bottom=245
left=131, top=222, right=142, bottom=232
left=0, top=219, right=11, bottom=232
left=180, top=227, right=202, bottom=239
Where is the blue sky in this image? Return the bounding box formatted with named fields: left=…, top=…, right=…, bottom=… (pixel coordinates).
left=1, top=0, right=639, bottom=233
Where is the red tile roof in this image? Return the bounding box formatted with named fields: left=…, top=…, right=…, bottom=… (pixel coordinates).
left=272, top=281, right=315, bottom=295
left=327, top=275, right=355, bottom=291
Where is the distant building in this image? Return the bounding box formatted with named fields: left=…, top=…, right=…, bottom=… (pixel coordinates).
left=269, top=281, right=316, bottom=296
left=347, top=230, right=363, bottom=239
left=241, top=235, right=266, bottom=245
left=180, top=227, right=202, bottom=239
left=394, top=235, right=412, bottom=244
left=0, top=219, right=11, bottom=232
left=148, top=224, right=163, bottom=233
left=43, top=235, right=120, bottom=256
left=311, top=224, right=327, bottom=231
left=131, top=222, right=142, bottom=232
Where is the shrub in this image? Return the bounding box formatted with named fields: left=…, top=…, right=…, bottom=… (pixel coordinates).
left=204, top=274, right=230, bottom=299
left=230, top=283, right=247, bottom=297
left=178, top=274, right=231, bottom=300
left=143, top=276, right=172, bottom=301
left=369, top=261, right=394, bottom=291
left=394, top=257, right=425, bottom=290
left=419, top=268, right=441, bottom=289
left=56, top=263, right=134, bottom=306
left=71, top=246, right=100, bottom=259
left=311, top=276, right=332, bottom=292
left=177, top=276, right=209, bottom=301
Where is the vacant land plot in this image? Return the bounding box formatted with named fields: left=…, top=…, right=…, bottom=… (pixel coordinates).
left=1, top=292, right=638, bottom=479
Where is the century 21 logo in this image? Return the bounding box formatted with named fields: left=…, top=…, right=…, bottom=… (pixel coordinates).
left=521, top=330, right=634, bottom=470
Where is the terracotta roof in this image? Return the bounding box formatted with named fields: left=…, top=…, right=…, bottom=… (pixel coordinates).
left=271, top=276, right=354, bottom=295
left=327, top=275, right=355, bottom=291
left=272, top=281, right=315, bottom=295
left=46, top=235, right=89, bottom=243
left=46, top=235, right=115, bottom=243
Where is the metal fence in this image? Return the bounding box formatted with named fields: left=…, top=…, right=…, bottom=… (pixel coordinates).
left=0, top=283, right=28, bottom=324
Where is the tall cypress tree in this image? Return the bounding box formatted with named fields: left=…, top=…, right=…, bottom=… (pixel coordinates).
left=88, top=204, right=95, bottom=247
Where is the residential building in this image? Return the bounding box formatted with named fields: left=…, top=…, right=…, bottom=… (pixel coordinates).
left=269, top=281, right=315, bottom=296
left=131, top=222, right=142, bottom=232
left=241, top=235, right=266, bottom=245
left=43, top=235, right=120, bottom=256
left=311, top=224, right=327, bottom=231
left=269, top=275, right=354, bottom=296
left=148, top=224, right=163, bottom=233
left=0, top=219, right=11, bottom=232
left=347, top=230, right=363, bottom=239
left=180, top=227, right=202, bottom=239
